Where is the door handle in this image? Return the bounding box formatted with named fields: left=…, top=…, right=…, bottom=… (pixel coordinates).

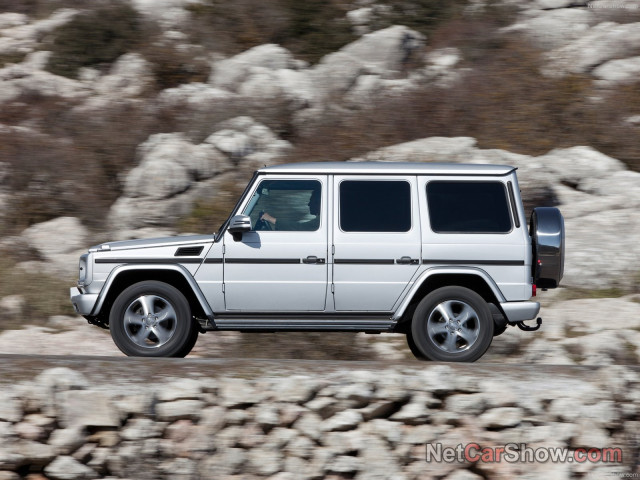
left=303, top=256, right=325, bottom=264
left=396, top=256, right=418, bottom=265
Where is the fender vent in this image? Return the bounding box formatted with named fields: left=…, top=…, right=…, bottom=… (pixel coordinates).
left=175, top=246, right=204, bottom=257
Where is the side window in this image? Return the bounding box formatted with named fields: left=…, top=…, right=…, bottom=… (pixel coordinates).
left=340, top=180, right=411, bottom=232
left=243, top=179, right=321, bottom=232
left=427, top=181, right=512, bottom=233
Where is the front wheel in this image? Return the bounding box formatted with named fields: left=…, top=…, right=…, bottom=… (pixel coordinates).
left=410, top=286, right=494, bottom=362
left=109, top=281, right=197, bottom=357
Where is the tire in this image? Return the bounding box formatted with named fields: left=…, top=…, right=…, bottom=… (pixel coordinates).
left=109, top=281, right=197, bottom=357
left=530, top=207, right=565, bottom=289
left=406, top=331, right=430, bottom=361
left=410, top=286, right=494, bottom=362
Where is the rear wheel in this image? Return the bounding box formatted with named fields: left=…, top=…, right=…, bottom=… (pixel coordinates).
left=109, top=281, right=197, bottom=357
left=410, top=286, right=494, bottom=362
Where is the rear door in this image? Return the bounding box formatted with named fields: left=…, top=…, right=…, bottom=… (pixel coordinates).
left=332, top=176, right=421, bottom=311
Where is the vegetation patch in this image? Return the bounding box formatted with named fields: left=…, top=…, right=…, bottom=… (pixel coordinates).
left=46, top=1, right=141, bottom=78
left=0, top=258, right=74, bottom=331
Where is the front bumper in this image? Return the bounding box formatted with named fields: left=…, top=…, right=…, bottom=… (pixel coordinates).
left=500, top=301, right=540, bottom=323
left=70, top=287, right=98, bottom=316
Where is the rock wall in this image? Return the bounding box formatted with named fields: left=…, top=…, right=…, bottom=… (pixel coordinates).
left=0, top=359, right=637, bottom=479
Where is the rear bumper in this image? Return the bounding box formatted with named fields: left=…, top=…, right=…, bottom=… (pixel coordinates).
left=500, top=301, right=540, bottom=323
left=70, top=287, right=98, bottom=316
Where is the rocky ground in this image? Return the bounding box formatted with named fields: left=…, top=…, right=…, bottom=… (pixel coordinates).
left=0, top=360, right=637, bottom=479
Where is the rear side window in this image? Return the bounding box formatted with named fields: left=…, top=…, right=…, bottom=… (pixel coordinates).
left=340, top=180, right=411, bottom=232
left=427, top=181, right=512, bottom=233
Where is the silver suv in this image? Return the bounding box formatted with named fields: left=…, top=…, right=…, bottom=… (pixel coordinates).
left=70, top=162, right=564, bottom=362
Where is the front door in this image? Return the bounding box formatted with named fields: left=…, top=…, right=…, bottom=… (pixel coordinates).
left=332, top=175, right=421, bottom=311
left=223, top=176, right=329, bottom=311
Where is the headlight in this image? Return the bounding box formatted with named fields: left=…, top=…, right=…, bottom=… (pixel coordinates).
left=78, top=254, right=89, bottom=286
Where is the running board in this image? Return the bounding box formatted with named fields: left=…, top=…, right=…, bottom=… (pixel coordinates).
left=212, top=313, right=396, bottom=332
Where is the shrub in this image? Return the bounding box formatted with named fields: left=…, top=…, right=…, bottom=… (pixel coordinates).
left=0, top=257, right=75, bottom=330
left=186, top=0, right=355, bottom=63
left=46, top=1, right=141, bottom=78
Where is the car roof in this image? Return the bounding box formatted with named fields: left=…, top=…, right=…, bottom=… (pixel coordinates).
left=257, top=161, right=516, bottom=176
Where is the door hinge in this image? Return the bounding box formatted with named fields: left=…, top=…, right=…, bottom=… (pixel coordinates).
left=222, top=283, right=225, bottom=293
left=331, top=283, right=335, bottom=293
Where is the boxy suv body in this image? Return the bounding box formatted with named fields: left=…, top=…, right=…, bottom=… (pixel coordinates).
left=70, top=162, right=564, bottom=361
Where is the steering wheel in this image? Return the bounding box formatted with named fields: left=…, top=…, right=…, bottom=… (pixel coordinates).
left=254, top=211, right=273, bottom=231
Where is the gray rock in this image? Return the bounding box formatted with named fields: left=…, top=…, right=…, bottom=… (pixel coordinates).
left=0, top=295, right=25, bottom=319
left=156, top=378, right=204, bottom=402
left=593, top=55, right=640, bottom=85
left=390, top=394, right=433, bottom=424
left=293, top=412, right=323, bottom=441
left=478, top=407, right=524, bottom=429
left=544, top=21, right=640, bottom=76
left=255, top=404, right=280, bottom=430
left=21, top=217, right=88, bottom=261
left=60, top=390, right=120, bottom=429
left=210, top=44, right=302, bottom=91
left=322, top=410, right=363, bottom=432
left=19, top=440, right=56, bottom=465
left=334, top=382, right=373, bottom=407
left=0, top=394, right=20, bottom=423
left=312, top=25, right=425, bottom=99
left=327, top=455, right=363, bottom=473
left=156, top=400, right=206, bottom=422
left=285, top=435, right=314, bottom=459
left=446, top=393, right=487, bottom=416
left=444, top=469, right=485, bottom=480
left=94, top=53, right=154, bottom=98
left=502, top=9, right=595, bottom=50
left=48, top=426, right=86, bottom=455
left=199, top=447, right=245, bottom=476
left=120, top=418, right=165, bottom=441
left=219, top=378, right=261, bottom=408
left=247, top=446, right=284, bottom=476
left=44, top=455, right=98, bottom=480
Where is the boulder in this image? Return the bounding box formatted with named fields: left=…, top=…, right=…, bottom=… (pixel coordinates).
left=0, top=13, right=28, bottom=30
left=44, top=455, right=98, bottom=480
left=210, top=44, right=302, bottom=91
left=158, top=82, right=235, bottom=110
left=312, top=25, right=425, bottom=99
left=20, top=217, right=88, bottom=262
left=0, top=9, right=78, bottom=56
left=502, top=9, right=596, bottom=50
left=544, top=22, right=640, bottom=76
left=593, top=56, right=640, bottom=85
left=123, top=132, right=230, bottom=199
left=94, top=53, right=154, bottom=97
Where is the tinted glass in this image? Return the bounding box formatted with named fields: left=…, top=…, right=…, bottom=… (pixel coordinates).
left=244, top=179, right=321, bottom=231
left=340, top=180, right=411, bottom=232
left=427, top=181, right=511, bottom=233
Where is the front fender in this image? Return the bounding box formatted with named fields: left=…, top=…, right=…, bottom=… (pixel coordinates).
left=391, top=266, right=507, bottom=320
left=90, top=264, right=215, bottom=323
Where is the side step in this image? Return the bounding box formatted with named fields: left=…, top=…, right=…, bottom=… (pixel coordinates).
left=211, top=313, right=396, bottom=333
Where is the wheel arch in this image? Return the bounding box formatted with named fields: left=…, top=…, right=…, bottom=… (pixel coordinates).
left=91, top=265, right=214, bottom=326
left=393, top=268, right=505, bottom=331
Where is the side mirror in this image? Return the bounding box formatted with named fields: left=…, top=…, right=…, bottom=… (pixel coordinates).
left=228, top=215, right=251, bottom=241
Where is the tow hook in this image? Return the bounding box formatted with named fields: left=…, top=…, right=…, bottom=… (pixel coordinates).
left=516, top=318, right=542, bottom=332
